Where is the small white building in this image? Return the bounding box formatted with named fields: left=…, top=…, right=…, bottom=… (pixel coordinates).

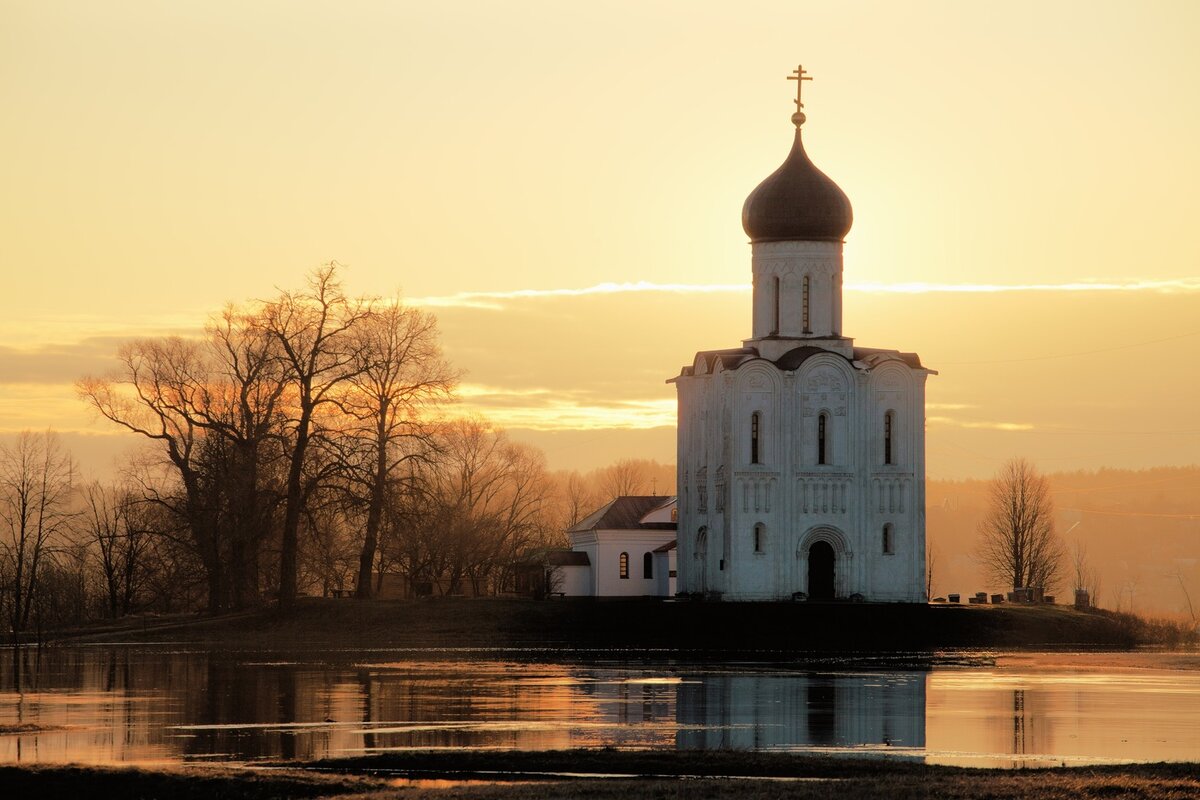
left=566, top=496, right=677, bottom=597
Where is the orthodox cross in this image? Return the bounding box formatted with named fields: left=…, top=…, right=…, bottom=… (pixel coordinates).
left=788, top=65, right=813, bottom=109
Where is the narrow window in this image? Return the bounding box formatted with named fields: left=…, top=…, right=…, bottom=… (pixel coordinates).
left=643, top=552, right=653, bottom=580
left=753, top=523, right=765, bottom=553
left=750, top=412, right=761, bottom=464
left=696, top=527, right=708, bottom=557
left=619, top=552, right=629, bottom=579
left=802, top=275, right=811, bottom=333
left=817, top=413, right=828, bottom=465
left=884, top=411, right=894, bottom=465
left=771, top=276, right=780, bottom=334
left=883, top=524, right=894, bottom=554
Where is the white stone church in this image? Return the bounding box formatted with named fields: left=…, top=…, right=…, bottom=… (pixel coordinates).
left=671, top=69, right=934, bottom=602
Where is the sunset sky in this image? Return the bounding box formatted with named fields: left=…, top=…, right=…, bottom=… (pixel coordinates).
left=2, top=1, right=1199, bottom=479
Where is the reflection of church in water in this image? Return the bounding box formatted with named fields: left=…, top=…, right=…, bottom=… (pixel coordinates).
left=672, top=67, right=934, bottom=601
left=674, top=671, right=926, bottom=752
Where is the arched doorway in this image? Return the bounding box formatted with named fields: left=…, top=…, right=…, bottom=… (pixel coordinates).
left=808, top=541, right=836, bottom=600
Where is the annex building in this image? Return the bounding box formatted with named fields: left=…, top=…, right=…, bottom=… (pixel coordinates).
left=671, top=68, right=934, bottom=602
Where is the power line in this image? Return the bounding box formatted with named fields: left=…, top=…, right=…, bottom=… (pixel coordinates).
left=1062, top=507, right=1200, bottom=520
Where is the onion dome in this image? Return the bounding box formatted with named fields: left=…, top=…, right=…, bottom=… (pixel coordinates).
left=742, top=68, right=853, bottom=243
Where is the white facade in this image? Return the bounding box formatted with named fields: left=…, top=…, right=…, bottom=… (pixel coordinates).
left=671, top=86, right=933, bottom=602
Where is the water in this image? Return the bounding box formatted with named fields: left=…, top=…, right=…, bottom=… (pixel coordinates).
left=0, top=646, right=1197, bottom=768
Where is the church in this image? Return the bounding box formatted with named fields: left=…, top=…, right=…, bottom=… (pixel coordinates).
left=671, top=68, right=934, bottom=602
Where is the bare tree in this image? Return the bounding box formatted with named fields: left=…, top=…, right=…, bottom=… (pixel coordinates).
left=79, top=310, right=288, bottom=612
left=599, top=458, right=650, bottom=499
left=0, top=431, right=76, bottom=642
left=557, top=470, right=597, bottom=531
left=977, top=458, right=1064, bottom=594
left=341, top=300, right=455, bottom=598
left=78, top=337, right=221, bottom=608
left=1070, top=540, right=1102, bottom=608
left=1173, top=565, right=1195, bottom=624
left=412, top=419, right=553, bottom=596
left=254, top=263, right=372, bottom=608
left=79, top=482, right=154, bottom=618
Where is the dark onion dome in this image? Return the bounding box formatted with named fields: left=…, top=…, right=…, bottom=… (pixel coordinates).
left=742, top=109, right=853, bottom=243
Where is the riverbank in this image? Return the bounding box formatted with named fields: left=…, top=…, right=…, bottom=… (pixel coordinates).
left=57, top=596, right=1196, bottom=653
left=4, top=753, right=1199, bottom=799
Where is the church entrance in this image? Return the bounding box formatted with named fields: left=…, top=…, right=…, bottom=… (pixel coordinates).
left=808, top=541, right=836, bottom=600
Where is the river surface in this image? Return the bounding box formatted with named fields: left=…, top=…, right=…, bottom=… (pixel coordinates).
left=0, top=646, right=1197, bottom=768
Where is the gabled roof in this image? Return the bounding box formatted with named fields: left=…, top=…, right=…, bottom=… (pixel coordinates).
left=677, top=342, right=929, bottom=377
left=569, top=495, right=677, bottom=534
left=852, top=346, right=926, bottom=370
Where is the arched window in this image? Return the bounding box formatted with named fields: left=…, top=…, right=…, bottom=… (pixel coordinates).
left=771, top=276, right=780, bottom=335
left=619, top=552, right=629, bottom=579
left=884, top=411, right=895, bottom=465
left=817, top=413, right=828, bottom=465
left=643, top=552, right=653, bottom=579
left=753, top=523, right=765, bottom=553
left=883, top=524, right=895, bottom=554
left=695, top=526, right=708, bottom=558
left=750, top=412, right=761, bottom=464
left=802, top=275, right=811, bottom=333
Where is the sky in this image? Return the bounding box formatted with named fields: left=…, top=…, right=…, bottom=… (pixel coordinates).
left=2, top=0, right=1199, bottom=480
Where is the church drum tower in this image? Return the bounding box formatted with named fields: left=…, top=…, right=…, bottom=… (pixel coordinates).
left=670, top=67, right=934, bottom=602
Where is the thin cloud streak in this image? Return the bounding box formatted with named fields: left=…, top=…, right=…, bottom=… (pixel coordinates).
left=409, top=281, right=751, bottom=308
left=409, top=278, right=1200, bottom=309
left=928, top=415, right=1035, bottom=432
left=850, top=279, right=1200, bottom=294
left=453, top=395, right=677, bottom=431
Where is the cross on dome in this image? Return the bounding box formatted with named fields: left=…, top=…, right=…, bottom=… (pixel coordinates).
left=787, top=64, right=812, bottom=109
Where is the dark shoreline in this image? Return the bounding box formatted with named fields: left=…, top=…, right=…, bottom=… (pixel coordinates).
left=3, top=752, right=1199, bottom=800
left=48, top=596, right=1197, bottom=655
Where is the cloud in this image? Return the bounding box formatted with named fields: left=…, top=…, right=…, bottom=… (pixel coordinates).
left=409, top=281, right=751, bottom=310
left=0, top=339, right=126, bottom=384
left=453, top=384, right=676, bottom=430
left=408, top=278, right=1200, bottom=309
left=850, top=279, right=1200, bottom=295
left=928, top=415, right=1035, bottom=432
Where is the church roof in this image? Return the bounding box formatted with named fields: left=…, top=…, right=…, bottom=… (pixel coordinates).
left=853, top=347, right=926, bottom=370
left=677, top=344, right=926, bottom=377
left=568, top=496, right=678, bottom=534
left=741, top=76, right=852, bottom=243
